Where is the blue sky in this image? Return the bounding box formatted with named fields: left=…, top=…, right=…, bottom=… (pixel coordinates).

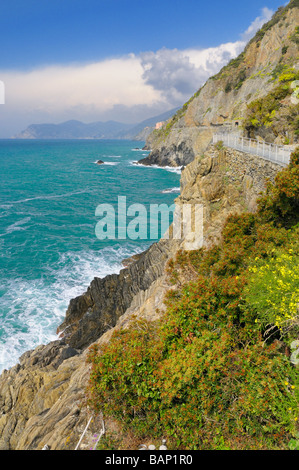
left=0, top=0, right=286, bottom=136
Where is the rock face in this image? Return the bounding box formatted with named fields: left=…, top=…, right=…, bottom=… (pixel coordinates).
left=178, top=144, right=280, bottom=248
left=137, top=141, right=195, bottom=168
left=0, top=2, right=298, bottom=450
left=56, top=240, right=178, bottom=350
left=0, top=340, right=85, bottom=450
left=141, top=4, right=299, bottom=168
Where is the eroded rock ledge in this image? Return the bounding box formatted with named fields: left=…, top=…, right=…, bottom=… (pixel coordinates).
left=56, top=239, right=178, bottom=350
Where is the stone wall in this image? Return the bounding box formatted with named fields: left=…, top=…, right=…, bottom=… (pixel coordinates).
left=178, top=144, right=281, bottom=248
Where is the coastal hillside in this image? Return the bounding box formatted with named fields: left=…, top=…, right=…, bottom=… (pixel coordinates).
left=139, top=0, right=299, bottom=167
left=0, top=1, right=298, bottom=451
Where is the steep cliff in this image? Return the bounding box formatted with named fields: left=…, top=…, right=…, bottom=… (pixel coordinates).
left=139, top=1, right=299, bottom=167
left=0, top=1, right=298, bottom=450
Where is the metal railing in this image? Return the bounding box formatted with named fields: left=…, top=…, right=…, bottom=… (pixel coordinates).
left=212, top=133, right=291, bottom=166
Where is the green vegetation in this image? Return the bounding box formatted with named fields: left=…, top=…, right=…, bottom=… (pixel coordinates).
left=86, top=148, right=299, bottom=450
left=247, top=0, right=299, bottom=48
left=244, top=84, right=290, bottom=129
left=226, top=52, right=245, bottom=69
left=290, top=26, right=299, bottom=46
left=245, top=251, right=299, bottom=335
left=244, top=68, right=299, bottom=138
left=213, top=52, right=246, bottom=83
left=224, top=67, right=247, bottom=93
left=282, top=46, right=289, bottom=55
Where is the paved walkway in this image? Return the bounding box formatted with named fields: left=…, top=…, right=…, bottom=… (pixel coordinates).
left=212, top=133, right=292, bottom=166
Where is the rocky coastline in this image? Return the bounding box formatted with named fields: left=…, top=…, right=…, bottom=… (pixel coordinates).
left=0, top=141, right=284, bottom=450
left=0, top=2, right=298, bottom=449
left=137, top=142, right=195, bottom=168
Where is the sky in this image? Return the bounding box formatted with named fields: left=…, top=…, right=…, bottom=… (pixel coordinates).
left=0, top=0, right=287, bottom=137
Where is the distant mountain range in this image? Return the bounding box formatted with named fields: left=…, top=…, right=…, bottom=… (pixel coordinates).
left=13, top=108, right=179, bottom=141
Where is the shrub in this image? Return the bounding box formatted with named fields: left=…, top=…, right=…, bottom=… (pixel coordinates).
left=244, top=83, right=291, bottom=131
left=282, top=46, right=288, bottom=55
left=245, top=247, right=299, bottom=338
left=290, top=26, right=299, bottom=45
left=257, top=147, right=299, bottom=227
left=225, top=82, right=232, bottom=93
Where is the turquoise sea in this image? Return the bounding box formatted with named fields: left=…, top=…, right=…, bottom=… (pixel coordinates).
left=0, top=139, right=181, bottom=372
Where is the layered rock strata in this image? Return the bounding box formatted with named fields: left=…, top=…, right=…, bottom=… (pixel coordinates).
left=56, top=239, right=179, bottom=350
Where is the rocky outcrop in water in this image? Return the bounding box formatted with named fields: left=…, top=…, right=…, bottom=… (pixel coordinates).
left=0, top=239, right=179, bottom=450
left=137, top=142, right=195, bottom=168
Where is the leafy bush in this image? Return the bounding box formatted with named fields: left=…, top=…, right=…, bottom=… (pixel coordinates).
left=257, top=148, right=299, bottom=226
left=245, top=247, right=299, bottom=338
left=225, top=82, right=232, bottom=93
left=244, top=83, right=292, bottom=131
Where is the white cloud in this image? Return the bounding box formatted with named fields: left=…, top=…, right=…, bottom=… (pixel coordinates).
left=0, top=7, right=275, bottom=136
left=140, top=41, right=246, bottom=106
left=2, top=55, right=160, bottom=114
left=0, top=55, right=163, bottom=136
left=241, top=7, right=274, bottom=41
left=139, top=6, right=275, bottom=106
